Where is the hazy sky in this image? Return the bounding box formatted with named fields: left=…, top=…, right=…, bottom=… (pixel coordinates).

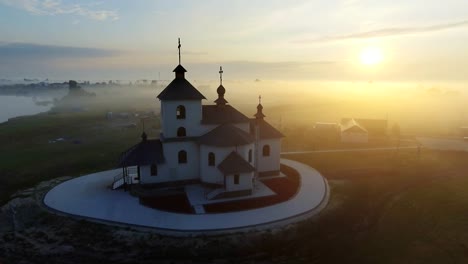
left=0, top=0, right=467, bottom=81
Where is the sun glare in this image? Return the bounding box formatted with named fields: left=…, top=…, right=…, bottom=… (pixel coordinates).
left=359, top=46, right=383, bottom=66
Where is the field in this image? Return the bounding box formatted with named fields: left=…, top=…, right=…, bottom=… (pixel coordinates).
left=0, top=109, right=158, bottom=204
left=1, top=96, right=468, bottom=263
left=274, top=150, right=468, bottom=263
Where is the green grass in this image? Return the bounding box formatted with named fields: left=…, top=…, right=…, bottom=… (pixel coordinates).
left=360, top=166, right=468, bottom=263
left=0, top=110, right=158, bottom=204
left=272, top=150, right=468, bottom=263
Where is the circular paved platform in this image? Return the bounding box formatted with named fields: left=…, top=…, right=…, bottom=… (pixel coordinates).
left=43, top=159, right=329, bottom=235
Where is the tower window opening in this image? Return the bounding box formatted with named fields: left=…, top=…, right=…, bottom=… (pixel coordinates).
left=176, top=105, right=186, bottom=119
left=177, top=127, right=186, bottom=137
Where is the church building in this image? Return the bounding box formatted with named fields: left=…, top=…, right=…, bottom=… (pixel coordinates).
left=117, top=40, right=283, bottom=199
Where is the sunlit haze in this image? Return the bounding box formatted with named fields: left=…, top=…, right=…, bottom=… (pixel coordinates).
left=359, top=47, right=383, bottom=66
left=1, top=0, right=468, bottom=82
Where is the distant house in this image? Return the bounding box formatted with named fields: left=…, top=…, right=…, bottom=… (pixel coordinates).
left=340, top=119, right=368, bottom=143
left=341, top=118, right=388, bottom=137
left=313, top=122, right=340, bottom=141
left=117, top=56, right=284, bottom=199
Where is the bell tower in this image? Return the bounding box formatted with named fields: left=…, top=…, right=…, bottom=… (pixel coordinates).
left=157, top=38, right=206, bottom=139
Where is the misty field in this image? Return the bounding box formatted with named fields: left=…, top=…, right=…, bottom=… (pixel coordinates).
left=0, top=110, right=158, bottom=203
left=1, top=83, right=468, bottom=263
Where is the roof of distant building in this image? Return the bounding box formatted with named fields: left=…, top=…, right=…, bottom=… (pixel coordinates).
left=119, top=138, right=165, bottom=166
left=340, top=118, right=368, bottom=133
left=217, top=151, right=255, bottom=175
left=198, top=124, right=254, bottom=147
left=341, top=118, right=387, bottom=135
left=202, top=105, right=250, bottom=124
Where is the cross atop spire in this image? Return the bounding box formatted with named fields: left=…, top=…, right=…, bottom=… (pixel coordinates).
left=178, top=38, right=181, bottom=65
left=258, top=95, right=262, bottom=104
left=219, top=66, right=223, bottom=85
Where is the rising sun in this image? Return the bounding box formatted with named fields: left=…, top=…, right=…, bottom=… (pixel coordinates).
left=359, top=46, right=383, bottom=66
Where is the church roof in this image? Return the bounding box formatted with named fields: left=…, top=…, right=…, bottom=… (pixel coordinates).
left=249, top=119, right=285, bottom=139
left=118, top=139, right=165, bottom=167
left=217, top=151, right=255, bottom=175
left=198, top=124, right=254, bottom=147
left=157, top=76, right=206, bottom=101
left=202, top=105, right=250, bottom=124
left=173, top=64, right=187, bottom=73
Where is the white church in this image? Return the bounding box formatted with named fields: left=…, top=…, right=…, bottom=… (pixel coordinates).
left=117, top=42, right=283, bottom=199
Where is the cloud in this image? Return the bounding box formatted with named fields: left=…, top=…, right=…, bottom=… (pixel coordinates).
left=222, top=60, right=336, bottom=68
left=0, top=42, right=119, bottom=59
left=296, top=20, right=468, bottom=43
left=0, top=0, right=119, bottom=21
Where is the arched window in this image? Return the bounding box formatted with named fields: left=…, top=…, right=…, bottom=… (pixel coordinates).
left=177, top=127, right=186, bottom=137
left=208, top=152, right=215, bottom=166
left=248, top=149, right=252, bottom=162
left=150, top=164, right=157, bottom=176
left=178, top=150, right=187, bottom=164
left=176, top=105, right=186, bottom=119
left=262, top=145, right=270, bottom=157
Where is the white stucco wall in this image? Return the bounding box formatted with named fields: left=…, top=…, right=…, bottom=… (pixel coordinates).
left=225, top=172, right=253, bottom=192
left=257, top=139, right=281, bottom=173
left=199, top=143, right=254, bottom=185
left=341, top=131, right=368, bottom=143
left=139, top=141, right=200, bottom=184
left=139, top=163, right=171, bottom=184
left=160, top=100, right=203, bottom=138
left=139, top=165, right=150, bottom=180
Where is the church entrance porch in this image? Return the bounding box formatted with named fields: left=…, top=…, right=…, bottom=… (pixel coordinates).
left=184, top=181, right=276, bottom=214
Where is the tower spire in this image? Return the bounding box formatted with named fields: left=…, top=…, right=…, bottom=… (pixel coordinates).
left=215, top=66, right=228, bottom=106
left=173, top=38, right=187, bottom=78
left=178, top=37, right=181, bottom=65
left=254, top=95, right=265, bottom=120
